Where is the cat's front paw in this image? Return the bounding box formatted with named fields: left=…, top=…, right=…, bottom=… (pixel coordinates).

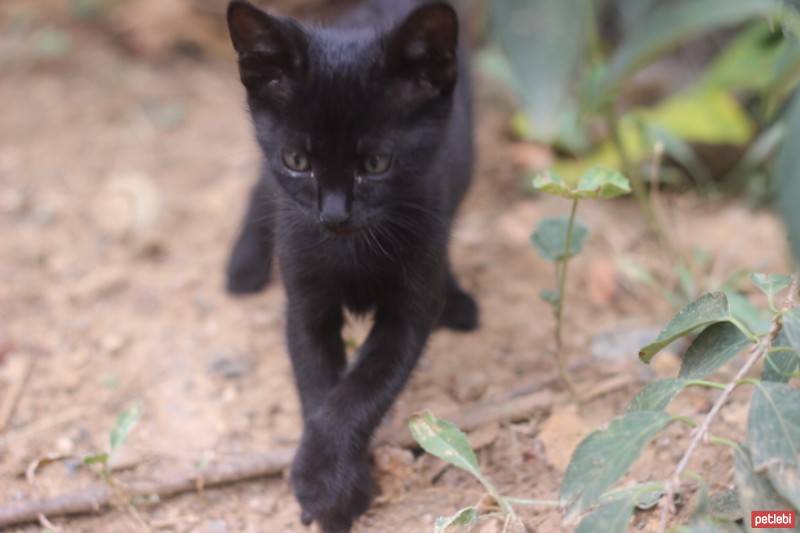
left=291, top=418, right=374, bottom=533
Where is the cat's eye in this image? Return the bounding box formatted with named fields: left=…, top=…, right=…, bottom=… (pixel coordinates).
left=282, top=149, right=311, bottom=174
left=363, top=154, right=393, bottom=176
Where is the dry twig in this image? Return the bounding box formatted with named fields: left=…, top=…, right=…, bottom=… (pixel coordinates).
left=655, top=273, right=800, bottom=533
left=0, top=388, right=559, bottom=528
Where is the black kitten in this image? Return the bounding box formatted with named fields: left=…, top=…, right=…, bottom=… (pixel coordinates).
left=226, top=0, right=477, bottom=530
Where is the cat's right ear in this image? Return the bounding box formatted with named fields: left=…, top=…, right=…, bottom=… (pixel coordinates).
left=227, top=1, right=307, bottom=101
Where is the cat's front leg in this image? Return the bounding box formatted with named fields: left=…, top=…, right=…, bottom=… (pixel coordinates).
left=285, top=293, right=347, bottom=420
left=226, top=178, right=274, bottom=294
left=291, top=307, right=435, bottom=532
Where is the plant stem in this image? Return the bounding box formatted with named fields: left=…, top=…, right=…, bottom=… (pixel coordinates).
left=553, top=198, right=580, bottom=399
left=605, top=107, right=645, bottom=207
left=505, top=498, right=560, bottom=508
left=605, top=107, right=682, bottom=266
left=476, top=473, right=518, bottom=522
left=729, top=317, right=760, bottom=342
left=655, top=273, right=800, bottom=533
left=671, top=415, right=698, bottom=428
left=684, top=380, right=727, bottom=391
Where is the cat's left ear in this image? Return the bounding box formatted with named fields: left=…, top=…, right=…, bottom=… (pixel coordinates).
left=384, top=2, right=459, bottom=103
left=227, top=1, right=307, bottom=102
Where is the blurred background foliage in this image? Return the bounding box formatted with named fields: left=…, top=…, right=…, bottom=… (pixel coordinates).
left=3, top=0, right=799, bottom=260
left=478, top=0, right=800, bottom=261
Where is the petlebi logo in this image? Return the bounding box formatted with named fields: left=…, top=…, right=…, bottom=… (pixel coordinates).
left=751, top=510, right=796, bottom=529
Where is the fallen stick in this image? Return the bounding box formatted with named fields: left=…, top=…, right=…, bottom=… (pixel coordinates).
left=0, top=389, right=559, bottom=528
left=0, top=449, right=295, bottom=528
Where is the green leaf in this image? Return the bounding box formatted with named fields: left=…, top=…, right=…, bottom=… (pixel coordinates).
left=765, top=461, right=800, bottom=511
left=784, top=308, right=800, bottom=348
left=532, top=171, right=574, bottom=198
left=640, top=292, right=733, bottom=363
left=775, top=92, right=800, bottom=261
left=627, top=379, right=687, bottom=412
left=434, top=506, right=478, bottom=533
left=747, top=382, right=800, bottom=509
left=594, top=0, right=787, bottom=106
left=575, top=497, right=634, bottom=533
left=763, top=332, right=800, bottom=383
left=539, top=289, right=560, bottom=305
left=110, top=404, right=141, bottom=453
left=766, top=40, right=800, bottom=114
left=734, top=446, right=795, bottom=528
left=83, top=452, right=109, bottom=467
left=726, top=291, right=771, bottom=336
left=751, top=273, right=792, bottom=303
left=702, top=22, right=789, bottom=93
left=747, top=381, right=800, bottom=469
left=679, top=322, right=751, bottom=380
left=573, top=168, right=631, bottom=199
left=409, top=411, right=480, bottom=479
left=560, top=411, right=672, bottom=517
left=490, top=0, right=590, bottom=145
left=638, top=87, right=753, bottom=146
left=531, top=218, right=588, bottom=262
left=709, top=488, right=744, bottom=522
left=598, top=482, right=665, bottom=510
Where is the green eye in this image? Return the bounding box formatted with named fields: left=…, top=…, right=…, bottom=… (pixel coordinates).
left=363, top=154, right=392, bottom=175
left=282, top=149, right=311, bottom=173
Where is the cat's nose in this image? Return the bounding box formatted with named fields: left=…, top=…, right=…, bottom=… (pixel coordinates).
left=319, top=193, right=351, bottom=230
left=319, top=210, right=351, bottom=228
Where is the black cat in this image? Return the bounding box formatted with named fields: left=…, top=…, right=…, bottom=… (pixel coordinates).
left=226, top=0, right=477, bottom=530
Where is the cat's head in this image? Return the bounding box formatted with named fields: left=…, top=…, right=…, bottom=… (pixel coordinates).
left=227, top=0, right=459, bottom=235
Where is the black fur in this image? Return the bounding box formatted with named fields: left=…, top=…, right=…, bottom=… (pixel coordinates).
left=225, top=1, right=477, bottom=530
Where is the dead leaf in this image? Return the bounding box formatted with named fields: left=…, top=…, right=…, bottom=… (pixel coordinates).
left=373, top=446, right=414, bottom=480
left=537, top=405, right=589, bottom=473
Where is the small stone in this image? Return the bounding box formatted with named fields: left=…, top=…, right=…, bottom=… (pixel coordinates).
left=590, top=326, right=662, bottom=361
left=99, top=334, right=126, bottom=356
left=55, top=436, right=75, bottom=454
left=209, top=354, right=251, bottom=380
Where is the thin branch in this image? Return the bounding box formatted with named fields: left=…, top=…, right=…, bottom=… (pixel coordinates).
left=0, top=388, right=560, bottom=528
left=655, top=273, right=799, bottom=533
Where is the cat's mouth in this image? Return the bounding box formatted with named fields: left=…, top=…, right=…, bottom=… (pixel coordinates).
left=322, top=224, right=361, bottom=237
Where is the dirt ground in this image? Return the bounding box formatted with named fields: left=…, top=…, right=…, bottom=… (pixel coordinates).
left=0, top=8, right=793, bottom=533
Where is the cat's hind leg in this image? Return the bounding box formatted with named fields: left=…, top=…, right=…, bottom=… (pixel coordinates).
left=226, top=179, right=274, bottom=295
left=438, top=266, right=479, bottom=331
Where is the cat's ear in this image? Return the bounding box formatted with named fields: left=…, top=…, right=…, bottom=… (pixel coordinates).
left=227, top=1, right=307, bottom=98
left=384, top=2, right=459, bottom=104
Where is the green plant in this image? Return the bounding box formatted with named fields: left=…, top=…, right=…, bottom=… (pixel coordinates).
left=83, top=403, right=142, bottom=479
left=531, top=167, right=631, bottom=395
left=559, top=273, right=799, bottom=532
left=483, top=0, right=800, bottom=261
left=82, top=404, right=147, bottom=528
left=409, top=411, right=558, bottom=532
